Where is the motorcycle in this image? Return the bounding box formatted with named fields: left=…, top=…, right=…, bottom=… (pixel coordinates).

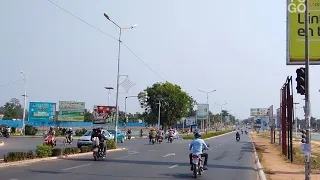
left=150, top=136, right=156, bottom=145
left=191, top=144, right=210, bottom=178
left=245, top=131, right=248, bottom=135
left=63, top=134, right=73, bottom=145
left=127, top=133, right=132, bottom=140
left=157, top=136, right=163, bottom=144
left=168, top=136, right=173, bottom=143
left=43, top=135, right=56, bottom=147
left=92, top=137, right=105, bottom=161
left=236, top=136, right=240, bottom=142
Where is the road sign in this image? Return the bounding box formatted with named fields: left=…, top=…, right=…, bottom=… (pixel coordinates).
left=250, top=108, right=269, bottom=117
left=196, top=104, right=209, bottom=120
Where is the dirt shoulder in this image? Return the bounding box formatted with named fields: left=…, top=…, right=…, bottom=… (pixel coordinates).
left=251, top=131, right=320, bottom=180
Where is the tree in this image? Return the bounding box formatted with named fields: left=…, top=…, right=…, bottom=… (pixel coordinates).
left=84, top=110, right=93, bottom=122
left=138, top=82, right=194, bottom=127
left=2, top=98, right=23, bottom=120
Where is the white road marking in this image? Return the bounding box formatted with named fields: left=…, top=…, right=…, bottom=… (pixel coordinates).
left=168, top=165, right=178, bottom=168
left=62, top=163, right=92, bottom=171
left=128, top=151, right=140, bottom=155
left=10, top=179, right=18, bottom=180
left=148, top=150, right=156, bottom=151
left=114, top=155, right=131, bottom=159
left=215, top=146, right=218, bottom=147
left=162, top=153, right=175, bottom=157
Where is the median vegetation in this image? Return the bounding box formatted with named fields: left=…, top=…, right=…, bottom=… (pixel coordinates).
left=1, top=139, right=116, bottom=163
left=182, top=130, right=234, bottom=140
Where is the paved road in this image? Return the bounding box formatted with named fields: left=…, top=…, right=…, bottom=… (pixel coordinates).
left=0, top=132, right=257, bottom=180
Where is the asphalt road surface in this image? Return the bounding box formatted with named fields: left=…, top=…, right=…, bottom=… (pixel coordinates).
left=0, top=132, right=257, bottom=180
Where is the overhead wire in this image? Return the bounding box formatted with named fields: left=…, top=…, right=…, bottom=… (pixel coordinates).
left=0, top=79, right=24, bottom=88
left=46, top=0, right=166, bottom=82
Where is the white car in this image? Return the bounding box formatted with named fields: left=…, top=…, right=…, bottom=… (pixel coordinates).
left=165, top=129, right=179, bottom=139
left=77, top=130, right=113, bottom=148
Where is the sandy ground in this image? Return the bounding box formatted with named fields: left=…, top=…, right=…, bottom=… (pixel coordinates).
left=251, top=132, right=320, bottom=180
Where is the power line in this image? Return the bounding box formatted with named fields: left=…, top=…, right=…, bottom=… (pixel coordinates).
left=0, top=79, right=24, bottom=88
left=46, top=0, right=166, bottom=82
left=46, top=0, right=117, bottom=41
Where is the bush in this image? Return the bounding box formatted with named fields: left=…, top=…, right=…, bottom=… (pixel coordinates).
left=55, top=128, right=67, bottom=136
left=63, top=147, right=79, bottom=155
left=52, top=148, right=63, bottom=156
left=75, top=128, right=87, bottom=136
left=25, top=125, right=38, bottom=135
left=4, top=152, right=27, bottom=162
left=11, top=127, right=16, bottom=134
left=182, top=130, right=234, bottom=140
left=80, top=146, right=92, bottom=153
left=36, top=144, right=52, bottom=157
left=26, top=150, right=36, bottom=159
left=107, top=139, right=116, bottom=149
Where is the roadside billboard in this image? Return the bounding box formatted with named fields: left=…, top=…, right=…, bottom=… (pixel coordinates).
left=182, top=117, right=196, bottom=126
left=58, top=101, right=85, bottom=122
left=92, top=105, right=116, bottom=124
left=287, top=0, right=320, bottom=65
left=250, top=108, right=269, bottom=117
left=28, top=102, right=56, bottom=122
left=196, top=104, right=209, bottom=120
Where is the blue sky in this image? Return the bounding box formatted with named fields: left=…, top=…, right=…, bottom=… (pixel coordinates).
left=1, top=0, right=319, bottom=120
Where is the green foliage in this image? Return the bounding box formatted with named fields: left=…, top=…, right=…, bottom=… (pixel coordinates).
left=25, top=125, right=38, bottom=135
left=119, top=111, right=143, bottom=123
left=4, top=152, right=27, bottom=162
left=182, top=130, right=234, bottom=140
left=55, top=128, right=67, bottom=136
left=52, top=148, right=63, bottom=156
left=10, top=127, right=16, bottom=134
left=63, top=147, right=79, bottom=155
left=36, top=144, right=52, bottom=157
left=107, top=139, right=116, bottom=149
left=2, top=98, right=23, bottom=120
left=84, top=111, right=93, bottom=122
left=75, top=128, right=87, bottom=136
left=80, top=146, right=92, bottom=153
left=138, top=82, right=194, bottom=127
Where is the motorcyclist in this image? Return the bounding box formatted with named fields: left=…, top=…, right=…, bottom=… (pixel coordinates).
left=149, top=128, right=157, bottom=142
left=167, top=128, right=174, bottom=142
left=90, top=128, right=107, bottom=157
left=156, top=129, right=164, bottom=142
left=140, top=129, right=143, bottom=138
left=241, top=129, right=243, bottom=134
left=66, top=128, right=73, bottom=142
left=236, top=131, right=240, bottom=140
left=47, top=126, right=56, bottom=144
left=127, top=129, right=132, bottom=136
left=189, top=132, right=209, bottom=170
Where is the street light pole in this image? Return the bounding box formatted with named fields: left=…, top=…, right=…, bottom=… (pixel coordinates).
left=215, top=103, right=227, bottom=129
left=104, top=13, right=137, bottom=144
left=124, top=96, right=138, bottom=123
left=293, top=102, right=299, bottom=140
left=157, top=100, right=161, bottom=130
left=198, top=89, right=216, bottom=131
left=21, top=71, right=27, bottom=136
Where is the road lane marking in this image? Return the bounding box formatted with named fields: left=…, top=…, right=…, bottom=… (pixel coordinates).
left=168, top=165, right=178, bottom=168
left=215, top=146, right=218, bottom=147
left=114, top=155, right=131, bottom=159
left=62, top=163, right=92, bottom=171
left=128, top=151, right=140, bottom=155
left=148, top=150, right=156, bottom=151
left=162, top=153, right=175, bottom=157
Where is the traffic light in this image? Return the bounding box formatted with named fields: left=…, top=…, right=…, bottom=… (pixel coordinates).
left=296, top=67, right=305, bottom=95
left=301, top=129, right=307, bottom=143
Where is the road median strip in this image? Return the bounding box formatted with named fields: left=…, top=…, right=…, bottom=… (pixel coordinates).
left=182, top=130, right=234, bottom=140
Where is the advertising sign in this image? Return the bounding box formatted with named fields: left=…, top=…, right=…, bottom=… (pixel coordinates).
left=276, top=108, right=281, bottom=128
left=196, top=104, right=209, bottom=119
left=287, top=0, right=320, bottom=65
left=261, top=117, right=269, bottom=130
left=92, top=105, right=116, bottom=124
left=250, top=108, right=269, bottom=117
left=58, top=101, right=85, bottom=122
left=268, top=105, right=274, bottom=126
left=28, top=102, right=56, bottom=122
left=182, top=117, right=196, bottom=126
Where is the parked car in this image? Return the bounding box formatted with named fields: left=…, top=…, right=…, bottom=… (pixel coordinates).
left=107, top=129, right=125, bottom=143
left=165, top=129, right=179, bottom=139
left=77, top=130, right=113, bottom=148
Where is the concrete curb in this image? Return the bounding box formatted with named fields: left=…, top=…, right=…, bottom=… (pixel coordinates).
left=250, top=135, right=267, bottom=180
left=182, top=130, right=235, bottom=140
left=0, top=148, right=126, bottom=168
left=0, top=141, right=4, bottom=146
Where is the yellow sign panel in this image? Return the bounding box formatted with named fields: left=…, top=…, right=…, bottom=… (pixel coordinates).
left=288, top=0, right=320, bottom=65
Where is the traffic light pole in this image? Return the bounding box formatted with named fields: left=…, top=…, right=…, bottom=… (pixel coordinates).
left=304, top=0, right=311, bottom=179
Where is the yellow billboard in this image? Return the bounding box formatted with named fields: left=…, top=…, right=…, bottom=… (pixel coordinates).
left=288, top=0, right=320, bottom=65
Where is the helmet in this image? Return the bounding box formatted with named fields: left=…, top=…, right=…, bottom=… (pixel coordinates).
left=69, top=128, right=72, bottom=131
left=50, top=126, right=53, bottom=130
left=194, top=132, right=201, bottom=138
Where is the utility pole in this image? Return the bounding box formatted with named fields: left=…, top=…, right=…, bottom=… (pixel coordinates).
left=21, top=71, right=27, bottom=136
left=293, top=102, right=299, bottom=140
left=198, top=89, right=216, bottom=131
left=304, top=0, right=311, bottom=179
left=156, top=100, right=161, bottom=130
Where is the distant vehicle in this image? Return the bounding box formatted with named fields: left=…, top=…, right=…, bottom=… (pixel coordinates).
left=77, top=130, right=113, bottom=148
left=107, top=129, right=125, bottom=143
left=165, top=129, right=179, bottom=139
